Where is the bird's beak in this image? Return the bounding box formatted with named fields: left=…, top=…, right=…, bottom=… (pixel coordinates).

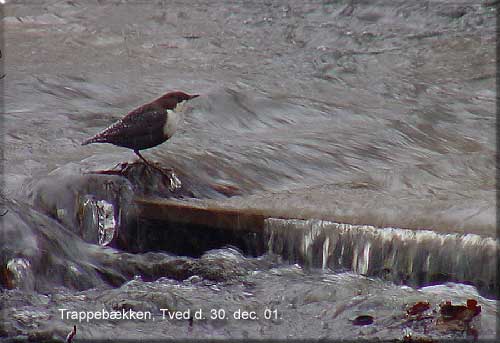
left=189, top=94, right=200, bottom=100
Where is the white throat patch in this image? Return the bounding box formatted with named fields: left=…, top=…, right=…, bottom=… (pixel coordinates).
left=163, top=100, right=186, bottom=139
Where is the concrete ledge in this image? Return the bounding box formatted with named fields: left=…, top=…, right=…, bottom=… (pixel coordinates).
left=135, top=197, right=270, bottom=233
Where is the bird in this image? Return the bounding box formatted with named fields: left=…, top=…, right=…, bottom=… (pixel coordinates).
left=82, top=91, right=199, bottom=167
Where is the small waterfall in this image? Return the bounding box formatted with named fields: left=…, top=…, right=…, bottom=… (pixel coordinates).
left=265, top=218, right=498, bottom=298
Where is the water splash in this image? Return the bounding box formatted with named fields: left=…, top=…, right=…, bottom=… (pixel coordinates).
left=265, top=218, right=498, bottom=297
left=168, top=171, right=182, bottom=192
left=81, top=197, right=116, bottom=246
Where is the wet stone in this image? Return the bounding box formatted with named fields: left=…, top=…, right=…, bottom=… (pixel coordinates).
left=32, top=173, right=136, bottom=248
left=5, top=258, right=34, bottom=291
left=89, top=161, right=193, bottom=198
left=32, top=160, right=236, bottom=251
left=351, top=315, right=374, bottom=326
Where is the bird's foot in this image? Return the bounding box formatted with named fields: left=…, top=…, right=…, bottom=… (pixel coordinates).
left=141, top=162, right=181, bottom=192
left=133, top=152, right=182, bottom=192
left=111, top=161, right=128, bottom=172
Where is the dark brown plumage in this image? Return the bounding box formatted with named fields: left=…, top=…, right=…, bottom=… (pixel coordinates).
left=82, top=91, right=199, bottom=163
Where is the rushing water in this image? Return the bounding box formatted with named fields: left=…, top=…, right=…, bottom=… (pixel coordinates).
left=1, top=0, right=497, bottom=340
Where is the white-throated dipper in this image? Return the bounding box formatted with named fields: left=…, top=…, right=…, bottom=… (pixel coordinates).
left=82, top=91, right=199, bottom=165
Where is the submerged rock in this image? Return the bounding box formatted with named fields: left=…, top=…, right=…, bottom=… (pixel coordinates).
left=31, top=161, right=246, bottom=252
left=0, top=197, right=258, bottom=293
left=0, top=197, right=114, bottom=291
left=89, top=161, right=191, bottom=198
left=30, top=162, right=180, bottom=249
left=32, top=173, right=136, bottom=248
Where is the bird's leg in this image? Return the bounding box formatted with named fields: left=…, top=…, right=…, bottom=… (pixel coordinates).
left=134, top=150, right=153, bottom=167
left=134, top=150, right=181, bottom=191
left=134, top=150, right=166, bottom=172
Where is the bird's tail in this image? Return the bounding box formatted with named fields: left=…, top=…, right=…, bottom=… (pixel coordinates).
left=82, top=135, right=106, bottom=146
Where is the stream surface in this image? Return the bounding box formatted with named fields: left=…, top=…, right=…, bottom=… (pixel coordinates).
left=1, top=0, right=497, bottom=341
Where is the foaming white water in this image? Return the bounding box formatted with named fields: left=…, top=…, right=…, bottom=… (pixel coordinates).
left=265, top=218, right=498, bottom=297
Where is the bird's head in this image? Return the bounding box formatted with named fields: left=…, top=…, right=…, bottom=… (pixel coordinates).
left=154, top=91, right=200, bottom=111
